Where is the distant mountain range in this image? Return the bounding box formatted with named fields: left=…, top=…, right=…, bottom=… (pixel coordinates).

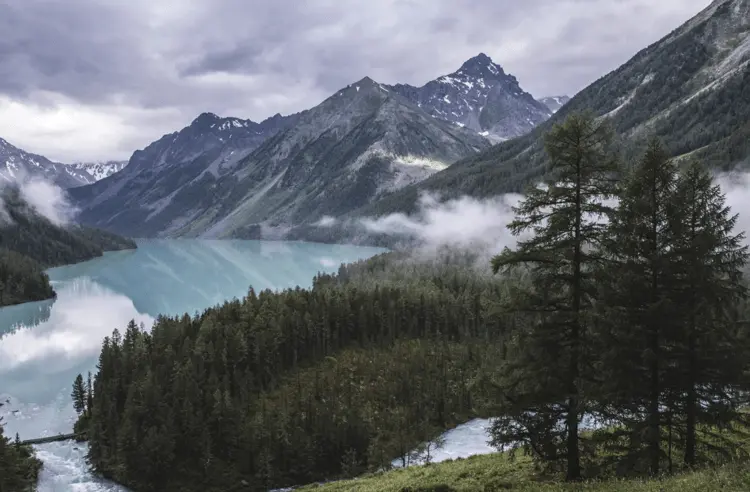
left=4, top=53, right=553, bottom=221
left=66, top=53, right=558, bottom=237
left=68, top=161, right=129, bottom=184
left=10, top=0, right=750, bottom=247
left=0, top=137, right=129, bottom=188
left=70, top=76, right=490, bottom=237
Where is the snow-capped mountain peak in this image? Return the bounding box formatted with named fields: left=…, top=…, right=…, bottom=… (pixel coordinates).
left=67, top=161, right=129, bottom=183
left=385, top=53, right=552, bottom=140
left=456, top=52, right=506, bottom=79
left=0, top=137, right=91, bottom=188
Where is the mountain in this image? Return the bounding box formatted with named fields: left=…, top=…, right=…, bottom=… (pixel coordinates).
left=67, top=160, right=129, bottom=184
left=385, top=53, right=552, bottom=141
left=69, top=111, right=299, bottom=234
left=0, top=137, right=90, bottom=188
left=341, top=0, right=750, bottom=227
left=71, top=76, right=490, bottom=238
left=539, top=95, right=571, bottom=113
left=0, top=185, right=137, bottom=306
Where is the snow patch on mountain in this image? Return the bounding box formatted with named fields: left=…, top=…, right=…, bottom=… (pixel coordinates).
left=67, top=161, right=128, bottom=183
left=380, top=155, right=449, bottom=194
left=538, top=95, right=571, bottom=113
left=0, top=137, right=89, bottom=188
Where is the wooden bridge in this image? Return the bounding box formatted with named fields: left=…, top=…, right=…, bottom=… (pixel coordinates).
left=19, top=432, right=85, bottom=446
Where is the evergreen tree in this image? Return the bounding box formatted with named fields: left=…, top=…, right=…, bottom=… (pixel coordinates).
left=595, top=139, right=680, bottom=475
left=0, top=402, right=42, bottom=491
left=72, top=373, right=87, bottom=416
left=87, top=371, right=94, bottom=418
left=490, top=112, right=620, bottom=480
left=669, top=161, right=749, bottom=467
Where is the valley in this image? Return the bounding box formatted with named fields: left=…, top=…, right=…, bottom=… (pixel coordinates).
left=2, top=1, right=750, bottom=491
left=0, top=239, right=385, bottom=490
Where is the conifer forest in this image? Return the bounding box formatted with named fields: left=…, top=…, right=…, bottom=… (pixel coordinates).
left=72, top=113, right=750, bottom=491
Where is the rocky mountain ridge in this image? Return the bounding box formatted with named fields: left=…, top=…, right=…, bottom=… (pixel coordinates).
left=70, top=75, right=490, bottom=238
left=341, top=0, right=750, bottom=234
left=0, top=137, right=91, bottom=188
left=385, top=53, right=552, bottom=142
left=68, top=160, right=129, bottom=184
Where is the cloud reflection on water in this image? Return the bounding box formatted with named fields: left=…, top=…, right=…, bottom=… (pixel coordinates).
left=0, top=239, right=385, bottom=424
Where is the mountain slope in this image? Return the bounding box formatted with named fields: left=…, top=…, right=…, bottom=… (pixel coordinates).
left=67, top=160, right=129, bottom=184
left=349, top=0, right=750, bottom=222
left=386, top=53, right=552, bottom=141
left=0, top=138, right=91, bottom=188
left=73, top=77, right=490, bottom=238
left=69, top=111, right=298, bottom=235
left=0, top=187, right=136, bottom=267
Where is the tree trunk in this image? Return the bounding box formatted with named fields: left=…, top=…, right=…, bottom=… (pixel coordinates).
left=566, top=394, right=581, bottom=480
left=566, top=147, right=583, bottom=482
left=685, top=330, right=697, bottom=467
left=647, top=163, right=661, bottom=476
left=648, top=342, right=660, bottom=476
left=684, top=215, right=698, bottom=468
left=667, top=409, right=673, bottom=474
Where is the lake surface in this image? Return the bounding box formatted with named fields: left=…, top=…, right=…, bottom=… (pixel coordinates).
left=0, top=239, right=386, bottom=491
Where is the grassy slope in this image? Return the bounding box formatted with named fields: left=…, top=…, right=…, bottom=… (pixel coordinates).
left=298, top=452, right=750, bottom=491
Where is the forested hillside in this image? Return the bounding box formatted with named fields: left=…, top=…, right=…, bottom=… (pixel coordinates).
left=73, top=253, right=513, bottom=491
left=76, top=113, right=750, bottom=492
left=0, top=186, right=137, bottom=307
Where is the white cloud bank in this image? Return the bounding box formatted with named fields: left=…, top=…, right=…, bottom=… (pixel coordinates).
left=18, top=177, right=77, bottom=226
left=355, top=192, right=523, bottom=259
left=0, top=172, right=78, bottom=227
left=348, top=171, right=750, bottom=261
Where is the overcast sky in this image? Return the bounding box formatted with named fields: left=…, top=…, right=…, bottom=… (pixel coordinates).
left=0, top=0, right=712, bottom=163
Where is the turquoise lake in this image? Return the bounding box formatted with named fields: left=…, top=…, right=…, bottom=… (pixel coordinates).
left=0, top=239, right=385, bottom=491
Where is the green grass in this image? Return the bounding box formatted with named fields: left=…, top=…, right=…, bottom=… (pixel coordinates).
left=296, top=452, right=750, bottom=491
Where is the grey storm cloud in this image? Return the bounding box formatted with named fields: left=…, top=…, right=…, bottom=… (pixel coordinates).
left=0, top=0, right=712, bottom=162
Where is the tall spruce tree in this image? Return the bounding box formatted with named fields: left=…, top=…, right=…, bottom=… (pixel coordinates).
left=72, top=373, right=87, bottom=416
left=86, top=372, right=94, bottom=418
left=669, top=161, right=749, bottom=467
left=490, top=112, right=619, bottom=480
left=595, top=139, right=680, bottom=475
